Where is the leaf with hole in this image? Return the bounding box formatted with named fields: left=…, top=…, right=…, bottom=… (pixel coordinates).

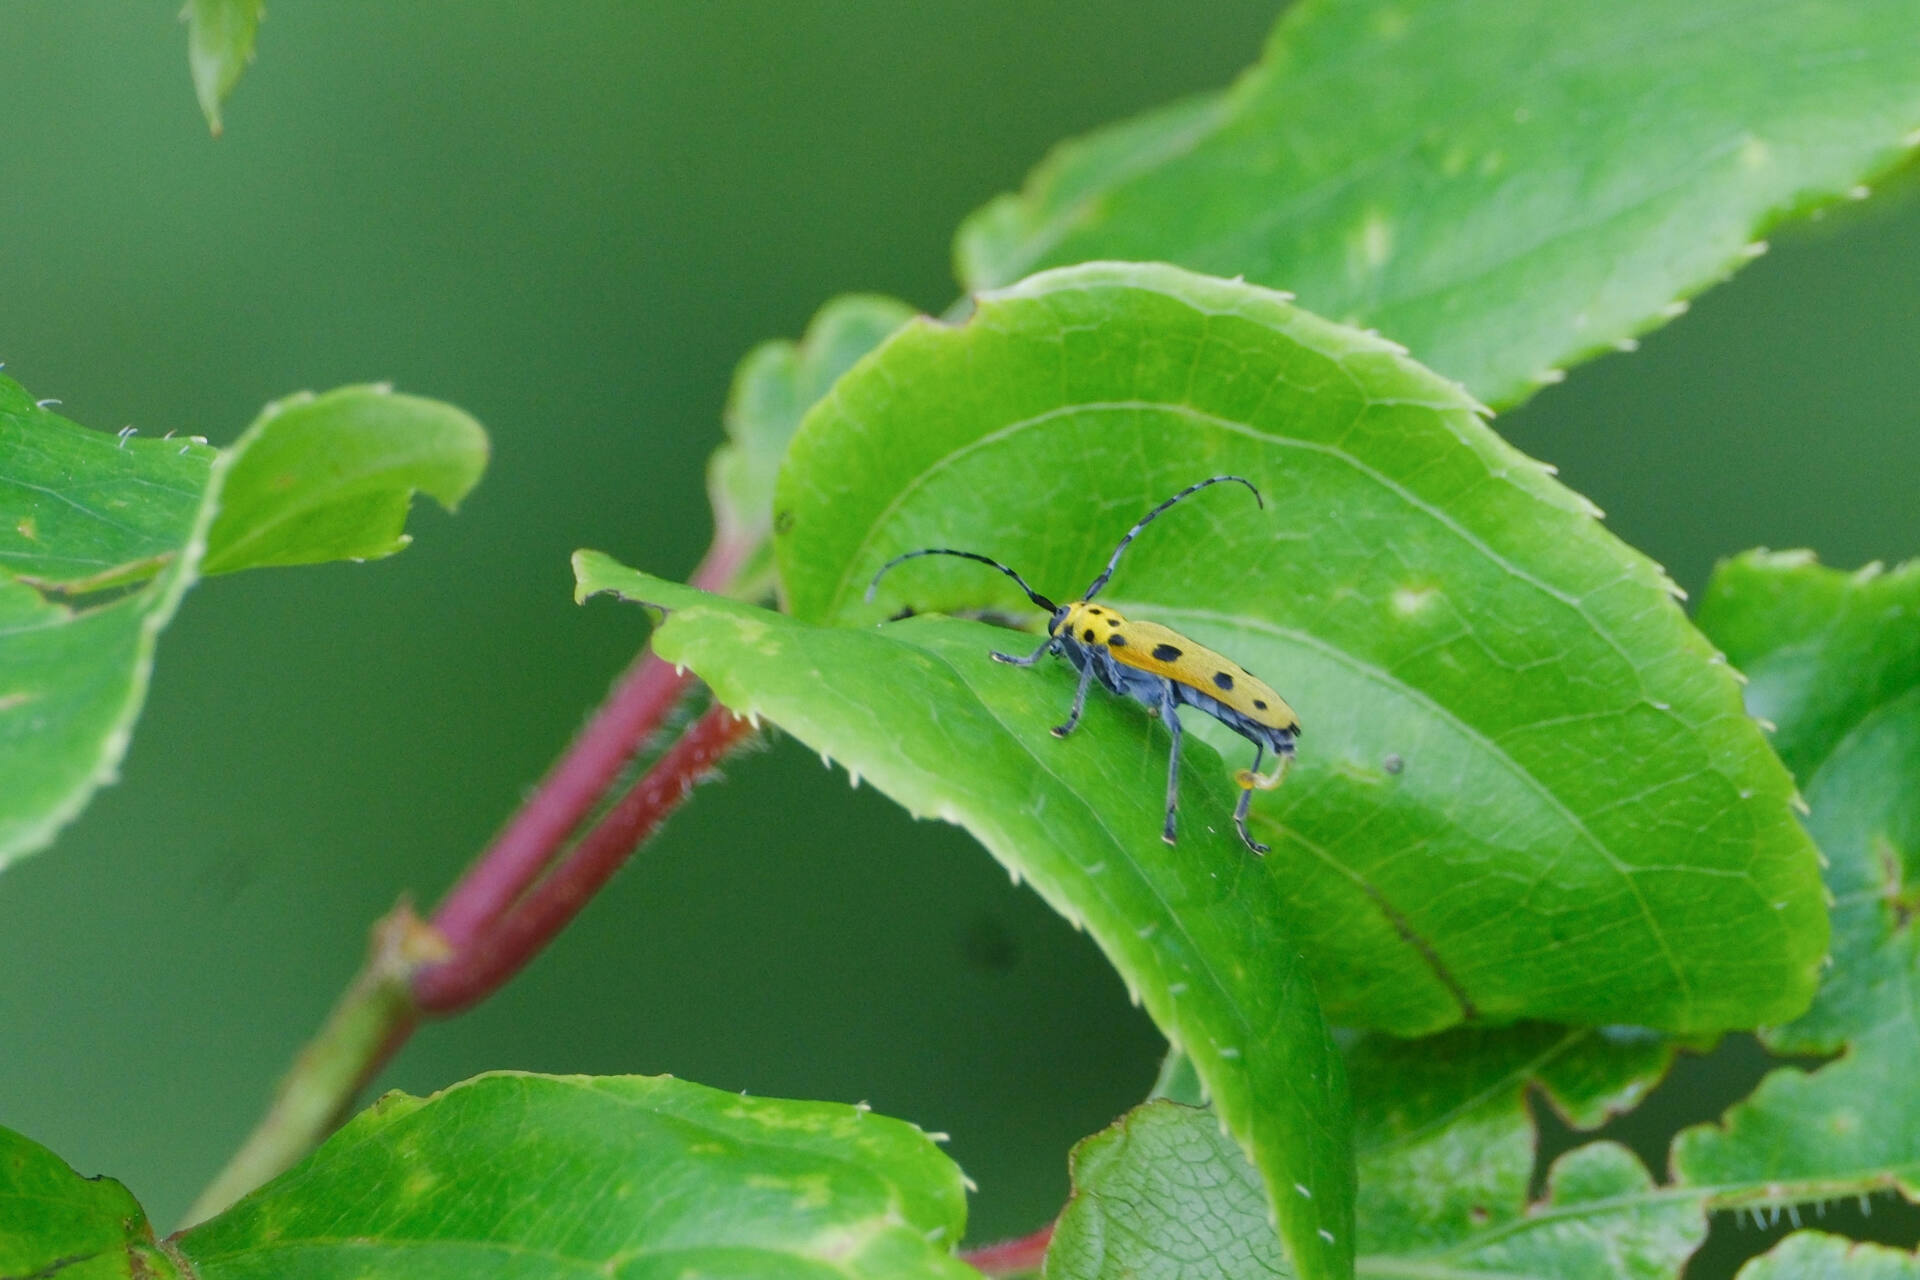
left=1046, top=1023, right=1707, bottom=1280
left=1675, top=555, right=1920, bottom=1207
left=1737, top=1233, right=1920, bottom=1278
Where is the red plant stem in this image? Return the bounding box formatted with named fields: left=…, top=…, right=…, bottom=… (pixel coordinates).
left=428, top=540, right=744, bottom=950
left=193, top=540, right=760, bottom=1221
left=960, top=1224, right=1056, bottom=1276
left=413, top=705, right=755, bottom=1012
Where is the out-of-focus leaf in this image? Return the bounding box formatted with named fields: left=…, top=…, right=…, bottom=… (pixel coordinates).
left=773, top=261, right=1825, bottom=1036
left=200, top=385, right=487, bottom=575
left=573, top=556, right=1353, bottom=1280
left=0, top=379, right=486, bottom=868
left=186, top=0, right=265, bottom=135
left=709, top=296, right=914, bottom=596
left=0, top=1124, right=176, bottom=1280
left=1738, top=1233, right=1920, bottom=1278
left=1676, top=555, right=1920, bottom=1208
left=177, top=1073, right=976, bottom=1279
left=956, top=0, right=1920, bottom=408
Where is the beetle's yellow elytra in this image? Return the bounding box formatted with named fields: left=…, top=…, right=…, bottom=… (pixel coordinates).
left=866, top=475, right=1299, bottom=855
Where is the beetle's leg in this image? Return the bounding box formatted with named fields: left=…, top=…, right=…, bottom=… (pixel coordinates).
left=992, top=636, right=1054, bottom=666
left=1232, top=744, right=1270, bottom=856
left=1052, top=660, right=1096, bottom=738
left=1160, top=680, right=1183, bottom=845
left=1234, top=748, right=1291, bottom=792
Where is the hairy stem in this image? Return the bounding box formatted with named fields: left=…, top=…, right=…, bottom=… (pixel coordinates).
left=412, top=705, right=755, bottom=1011
left=184, top=536, right=755, bottom=1226
left=430, top=538, right=746, bottom=949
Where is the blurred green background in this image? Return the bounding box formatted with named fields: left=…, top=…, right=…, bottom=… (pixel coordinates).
left=1, top=0, right=1915, bottom=1249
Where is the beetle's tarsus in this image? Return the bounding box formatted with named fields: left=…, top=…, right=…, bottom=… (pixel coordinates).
left=1235, top=753, right=1291, bottom=793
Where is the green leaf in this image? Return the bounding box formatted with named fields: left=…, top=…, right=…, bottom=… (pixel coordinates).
left=0, top=380, right=214, bottom=592
left=1738, top=1233, right=1920, bottom=1279
left=573, top=556, right=1354, bottom=1280
left=1346, top=1023, right=1693, bottom=1259
left=185, top=0, right=265, bottom=136
left=773, top=261, right=1825, bottom=1036
left=0, top=379, right=486, bottom=868
left=1044, top=1102, right=1289, bottom=1280
left=1675, top=555, right=1920, bottom=1205
left=176, top=1073, right=975, bottom=1279
left=1045, top=1090, right=1707, bottom=1280
left=201, top=385, right=488, bottom=575
left=710, top=296, right=915, bottom=595
left=1097, top=1025, right=1707, bottom=1277
left=955, top=0, right=1920, bottom=409
left=0, top=1124, right=177, bottom=1280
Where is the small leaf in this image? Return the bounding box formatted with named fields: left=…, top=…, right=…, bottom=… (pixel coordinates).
left=0, top=1124, right=175, bottom=1280
left=956, top=0, right=1920, bottom=408
left=185, top=0, right=265, bottom=136
left=0, top=380, right=487, bottom=869
left=1045, top=1093, right=1706, bottom=1280
left=1738, top=1233, right=1920, bottom=1278
left=201, top=385, right=487, bottom=575
left=176, top=1073, right=976, bottom=1279
left=1044, top=1102, right=1288, bottom=1280
left=774, top=261, right=1825, bottom=1036
left=573, top=557, right=1354, bottom=1280
left=710, top=295, right=915, bottom=594
left=1675, top=555, right=1920, bottom=1205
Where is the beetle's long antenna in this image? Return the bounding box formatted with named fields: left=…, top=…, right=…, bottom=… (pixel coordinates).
left=1083, top=475, right=1262, bottom=601
left=866, top=548, right=1059, bottom=613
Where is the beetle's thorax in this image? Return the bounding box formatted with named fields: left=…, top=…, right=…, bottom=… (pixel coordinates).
left=1055, top=600, right=1129, bottom=645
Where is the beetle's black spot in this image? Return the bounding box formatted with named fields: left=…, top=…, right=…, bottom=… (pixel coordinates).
left=1151, top=643, right=1183, bottom=663
left=1087, top=607, right=1103, bottom=616
left=1213, top=671, right=1235, bottom=691
left=1083, top=628, right=1097, bottom=642
left=1107, top=634, right=1126, bottom=647
left=1254, top=699, right=1268, bottom=710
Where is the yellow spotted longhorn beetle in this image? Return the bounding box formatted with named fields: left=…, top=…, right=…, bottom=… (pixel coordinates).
left=866, top=476, right=1299, bottom=855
